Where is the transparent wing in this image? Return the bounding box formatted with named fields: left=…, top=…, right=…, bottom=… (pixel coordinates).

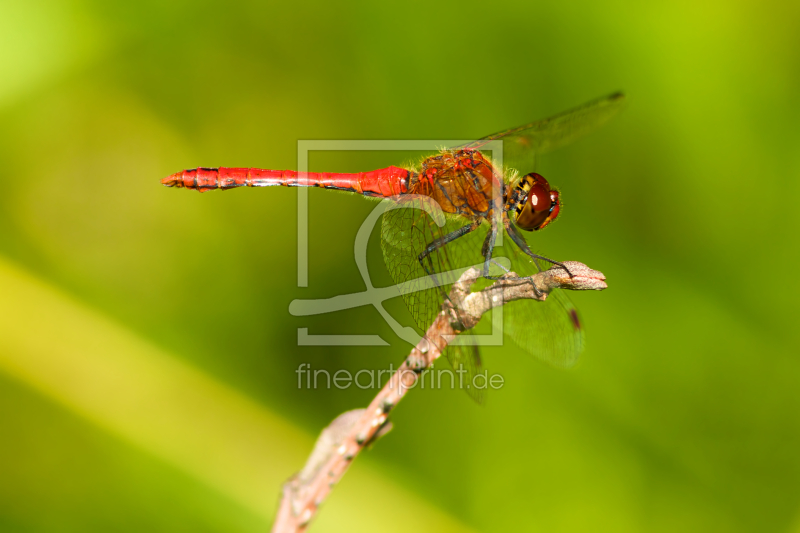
left=381, top=196, right=495, bottom=403
left=380, top=195, right=491, bottom=334
left=501, top=288, right=584, bottom=368
left=492, top=235, right=584, bottom=368
left=445, top=343, right=486, bottom=404
left=461, top=92, right=625, bottom=174
left=380, top=197, right=585, bottom=400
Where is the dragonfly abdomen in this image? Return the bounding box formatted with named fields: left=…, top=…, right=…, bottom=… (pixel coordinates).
left=161, top=166, right=412, bottom=197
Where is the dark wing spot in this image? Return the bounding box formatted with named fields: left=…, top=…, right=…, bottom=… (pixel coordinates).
left=569, top=309, right=581, bottom=330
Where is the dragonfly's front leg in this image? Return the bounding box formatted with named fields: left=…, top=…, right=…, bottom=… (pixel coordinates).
left=490, top=258, right=511, bottom=274
left=505, top=220, right=573, bottom=277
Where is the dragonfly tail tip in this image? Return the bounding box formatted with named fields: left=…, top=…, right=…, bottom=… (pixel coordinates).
left=161, top=172, right=182, bottom=188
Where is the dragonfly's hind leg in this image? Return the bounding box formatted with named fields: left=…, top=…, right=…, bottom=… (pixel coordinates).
left=415, top=221, right=483, bottom=337
left=417, top=220, right=482, bottom=282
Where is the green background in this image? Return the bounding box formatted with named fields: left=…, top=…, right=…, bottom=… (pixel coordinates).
left=1, top=1, right=798, bottom=531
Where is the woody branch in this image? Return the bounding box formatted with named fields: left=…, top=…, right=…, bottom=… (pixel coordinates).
left=271, top=261, right=607, bottom=533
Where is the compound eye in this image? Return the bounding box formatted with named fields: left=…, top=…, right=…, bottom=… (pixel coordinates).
left=537, top=190, right=560, bottom=230
left=513, top=173, right=560, bottom=231
left=528, top=183, right=551, bottom=212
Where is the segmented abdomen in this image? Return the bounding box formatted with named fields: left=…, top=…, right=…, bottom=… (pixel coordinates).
left=162, top=166, right=411, bottom=197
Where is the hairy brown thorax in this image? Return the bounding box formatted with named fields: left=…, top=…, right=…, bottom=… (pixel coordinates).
left=407, top=150, right=504, bottom=219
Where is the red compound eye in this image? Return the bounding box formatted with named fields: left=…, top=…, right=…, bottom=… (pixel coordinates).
left=537, top=190, right=560, bottom=230
left=514, top=173, right=561, bottom=231
left=527, top=182, right=550, bottom=212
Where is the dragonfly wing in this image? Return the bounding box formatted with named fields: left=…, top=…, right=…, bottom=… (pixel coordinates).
left=502, top=289, right=584, bottom=368
left=380, top=196, right=495, bottom=402
left=444, top=342, right=485, bottom=404
left=380, top=196, right=491, bottom=332
left=492, top=231, right=585, bottom=367
left=462, top=92, right=625, bottom=175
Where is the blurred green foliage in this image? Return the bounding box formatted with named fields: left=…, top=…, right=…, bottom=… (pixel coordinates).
left=1, top=0, right=799, bottom=532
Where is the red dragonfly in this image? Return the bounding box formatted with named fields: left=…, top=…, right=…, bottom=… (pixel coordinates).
left=162, top=93, right=625, bottom=402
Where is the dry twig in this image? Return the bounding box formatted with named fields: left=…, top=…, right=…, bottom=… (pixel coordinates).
left=271, top=261, right=607, bottom=532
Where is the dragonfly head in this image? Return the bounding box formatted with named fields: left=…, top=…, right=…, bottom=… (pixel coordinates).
left=511, top=173, right=561, bottom=231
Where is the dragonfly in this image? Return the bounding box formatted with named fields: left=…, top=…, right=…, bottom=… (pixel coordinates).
left=162, top=92, right=625, bottom=402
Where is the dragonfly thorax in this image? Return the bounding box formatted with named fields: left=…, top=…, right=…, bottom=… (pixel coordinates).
left=507, top=173, right=561, bottom=231
left=409, top=149, right=501, bottom=219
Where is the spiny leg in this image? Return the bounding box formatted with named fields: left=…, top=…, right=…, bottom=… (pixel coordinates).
left=477, top=228, right=513, bottom=283
left=477, top=211, right=520, bottom=282
left=490, top=259, right=510, bottom=273
left=479, top=219, right=498, bottom=278
left=416, top=220, right=483, bottom=346
left=417, top=220, right=482, bottom=282
left=506, top=221, right=573, bottom=277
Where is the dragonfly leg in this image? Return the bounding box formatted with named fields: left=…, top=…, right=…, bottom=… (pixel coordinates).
left=479, top=221, right=498, bottom=277
left=480, top=229, right=514, bottom=282
left=417, top=221, right=483, bottom=335
left=506, top=222, right=573, bottom=277
left=490, top=259, right=510, bottom=273
left=479, top=211, right=518, bottom=281
left=417, top=221, right=482, bottom=280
